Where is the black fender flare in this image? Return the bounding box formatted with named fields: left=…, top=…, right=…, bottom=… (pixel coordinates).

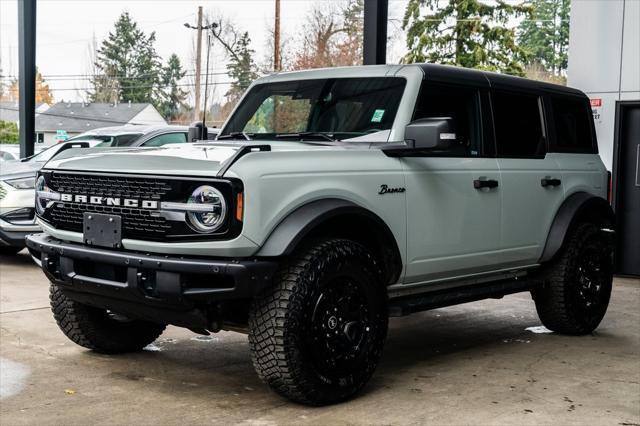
left=539, top=191, right=614, bottom=263
left=256, top=198, right=400, bottom=259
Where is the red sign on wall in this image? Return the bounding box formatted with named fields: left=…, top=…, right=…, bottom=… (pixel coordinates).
left=590, top=98, right=602, bottom=108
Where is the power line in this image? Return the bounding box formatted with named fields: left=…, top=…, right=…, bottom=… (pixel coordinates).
left=0, top=70, right=230, bottom=81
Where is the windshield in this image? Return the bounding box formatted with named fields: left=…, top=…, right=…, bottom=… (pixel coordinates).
left=220, top=77, right=406, bottom=141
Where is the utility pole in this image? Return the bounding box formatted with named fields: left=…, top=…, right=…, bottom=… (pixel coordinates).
left=194, top=6, right=203, bottom=120
left=274, top=0, right=281, bottom=71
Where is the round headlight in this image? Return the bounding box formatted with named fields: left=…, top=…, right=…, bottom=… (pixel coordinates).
left=35, top=175, right=47, bottom=215
left=186, top=185, right=227, bottom=233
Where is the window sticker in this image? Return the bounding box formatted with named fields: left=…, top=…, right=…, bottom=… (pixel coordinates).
left=371, top=109, right=385, bottom=123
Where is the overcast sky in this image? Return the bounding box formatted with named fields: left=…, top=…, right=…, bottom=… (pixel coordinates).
left=0, top=0, right=409, bottom=104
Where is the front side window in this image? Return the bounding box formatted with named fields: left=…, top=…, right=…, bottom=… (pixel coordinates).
left=550, top=96, right=594, bottom=152
left=221, top=77, right=406, bottom=141
left=492, top=91, right=545, bottom=158
left=413, top=83, right=481, bottom=157
left=143, top=132, right=187, bottom=147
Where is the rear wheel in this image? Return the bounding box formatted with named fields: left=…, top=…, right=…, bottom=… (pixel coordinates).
left=248, top=238, right=388, bottom=405
left=533, top=222, right=614, bottom=335
left=50, top=283, right=166, bottom=353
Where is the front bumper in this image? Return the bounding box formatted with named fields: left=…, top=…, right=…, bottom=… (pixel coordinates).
left=0, top=219, right=39, bottom=248
left=26, top=233, right=278, bottom=329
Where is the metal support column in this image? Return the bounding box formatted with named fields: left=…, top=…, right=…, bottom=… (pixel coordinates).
left=363, top=0, right=388, bottom=65
left=18, top=0, right=37, bottom=158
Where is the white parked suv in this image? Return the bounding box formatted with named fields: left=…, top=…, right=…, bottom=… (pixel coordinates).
left=27, top=64, right=614, bottom=405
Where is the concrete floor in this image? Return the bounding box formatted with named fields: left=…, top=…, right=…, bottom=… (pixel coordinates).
left=1, top=250, right=639, bottom=426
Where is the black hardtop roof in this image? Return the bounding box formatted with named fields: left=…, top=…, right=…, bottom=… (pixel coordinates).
left=417, top=63, right=585, bottom=98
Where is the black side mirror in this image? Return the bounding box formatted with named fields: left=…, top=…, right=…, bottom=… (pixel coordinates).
left=405, top=117, right=455, bottom=150
left=382, top=117, right=456, bottom=157
left=188, top=121, right=208, bottom=142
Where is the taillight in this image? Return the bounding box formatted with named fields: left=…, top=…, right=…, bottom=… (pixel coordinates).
left=607, top=171, right=612, bottom=204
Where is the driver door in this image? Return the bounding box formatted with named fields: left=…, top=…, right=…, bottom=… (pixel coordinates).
left=403, top=82, right=503, bottom=284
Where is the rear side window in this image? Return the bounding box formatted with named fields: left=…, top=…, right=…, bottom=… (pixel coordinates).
left=550, top=96, right=594, bottom=152
left=492, top=91, right=545, bottom=158
left=143, top=132, right=187, bottom=147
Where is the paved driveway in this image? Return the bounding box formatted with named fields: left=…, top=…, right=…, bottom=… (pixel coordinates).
left=1, top=250, right=639, bottom=425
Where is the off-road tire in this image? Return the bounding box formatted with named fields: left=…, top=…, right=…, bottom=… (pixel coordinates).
left=248, top=238, right=388, bottom=405
left=50, top=283, right=166, bottom=353
left=0, top=246, right=23, bottom=256
left=533, top=222, right=614, bottom=335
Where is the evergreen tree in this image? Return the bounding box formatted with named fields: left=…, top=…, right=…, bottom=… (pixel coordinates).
left=90, top=12, right=161, bottom=105
left=518, top=0, right=570, bottom=76
left=402, top=0, right=531, bottom=76
left=225, top=32, right=258, bottom=102
left=158, top=54, right=188, bottom=121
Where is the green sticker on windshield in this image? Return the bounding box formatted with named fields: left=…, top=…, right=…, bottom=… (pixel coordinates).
left=371, top=109, right=385, bottom=123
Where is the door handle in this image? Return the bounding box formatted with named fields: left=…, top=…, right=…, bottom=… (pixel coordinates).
left=541, top=177, right=562, bottom=187
left=473, top=179, right=499, bottom=189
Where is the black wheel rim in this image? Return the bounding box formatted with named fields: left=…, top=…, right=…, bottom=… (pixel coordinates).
left=574, top=241, right=612, bottom=319
left=305, top=277, right=376, bottom=381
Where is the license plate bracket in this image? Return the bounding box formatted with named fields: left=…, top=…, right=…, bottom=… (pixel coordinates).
left=83, top=212, right=122, bottom=248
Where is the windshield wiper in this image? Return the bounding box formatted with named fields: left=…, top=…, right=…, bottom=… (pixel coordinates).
left=274, top=132, right=336, bottom=142
left=217, top=132, right=253, bottom=140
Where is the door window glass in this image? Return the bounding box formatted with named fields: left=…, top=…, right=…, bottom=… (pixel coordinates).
left=412, top=83, right=481, bottom=157
left=492, top=92, right=545, bottom=158
left=143, top=132, right=187, bottom=147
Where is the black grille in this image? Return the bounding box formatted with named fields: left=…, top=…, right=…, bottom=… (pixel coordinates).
left=50, top=173, right=172, bottom=200
left=49, top=202, right=171, bottom=237
left=45, top=173, right=175, bottom=241
left=39, top=171, right=242, bottom=242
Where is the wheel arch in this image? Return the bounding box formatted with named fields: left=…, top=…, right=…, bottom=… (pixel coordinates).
left=256, top=198, right=403, bottom=285
left=539, top=191, right=614, bottom=263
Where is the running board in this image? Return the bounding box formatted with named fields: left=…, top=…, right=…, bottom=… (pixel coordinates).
left=388, top=278, right=537, bottom=317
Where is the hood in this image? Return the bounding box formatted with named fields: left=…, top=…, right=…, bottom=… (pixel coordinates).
left=0, top=159, right=43, bottom=180
left=41, top=141, right=354, bottom=177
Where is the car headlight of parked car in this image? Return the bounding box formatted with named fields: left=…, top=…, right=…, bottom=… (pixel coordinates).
left=4, top=176, right=36, bottom=189
left=186, top=185, right=227, bottom=233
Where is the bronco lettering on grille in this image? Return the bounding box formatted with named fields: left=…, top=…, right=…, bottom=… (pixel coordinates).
left=60, top=193, right=158, bottom=209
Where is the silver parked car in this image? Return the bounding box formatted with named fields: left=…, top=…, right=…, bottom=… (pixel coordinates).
left=0, top=141, right=99, bottom=254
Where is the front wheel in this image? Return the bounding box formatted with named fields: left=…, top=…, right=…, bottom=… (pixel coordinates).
left=248, top=238, right=388, bottom=405
left=0, top=246, right=23, bottom=256
left=50, top=284, right=166, bottom=353
left=533, top=222, right=614, bottom=335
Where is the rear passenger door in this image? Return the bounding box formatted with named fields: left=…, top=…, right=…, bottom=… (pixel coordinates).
left=492, top=90, right=565, bottom=266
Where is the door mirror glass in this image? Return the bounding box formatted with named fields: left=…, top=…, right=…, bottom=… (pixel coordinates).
left=404, top=117, right=455, bottom=150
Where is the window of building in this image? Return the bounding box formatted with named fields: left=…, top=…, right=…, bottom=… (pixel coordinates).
left=551, top=96, right=594, bottom=152
left=412, top=83, right=481, bottom=156
left=492, top=91, right=545, bottom=158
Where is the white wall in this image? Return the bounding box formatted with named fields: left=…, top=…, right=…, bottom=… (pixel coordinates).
left=567, top=0, right=640, bottom=170
left=129, top=105, right=167, bottom=125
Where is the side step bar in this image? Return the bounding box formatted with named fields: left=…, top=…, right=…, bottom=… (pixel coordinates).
left=388, top=278, right=538, bottom=317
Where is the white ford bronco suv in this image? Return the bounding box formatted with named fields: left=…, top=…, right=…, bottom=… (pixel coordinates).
left=27, top=64, right=614, bottom=405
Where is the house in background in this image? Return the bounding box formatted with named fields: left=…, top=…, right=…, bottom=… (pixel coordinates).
left=34, top=102, right=166, bottom=145
left=0, top=102, right=166, bottom=145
